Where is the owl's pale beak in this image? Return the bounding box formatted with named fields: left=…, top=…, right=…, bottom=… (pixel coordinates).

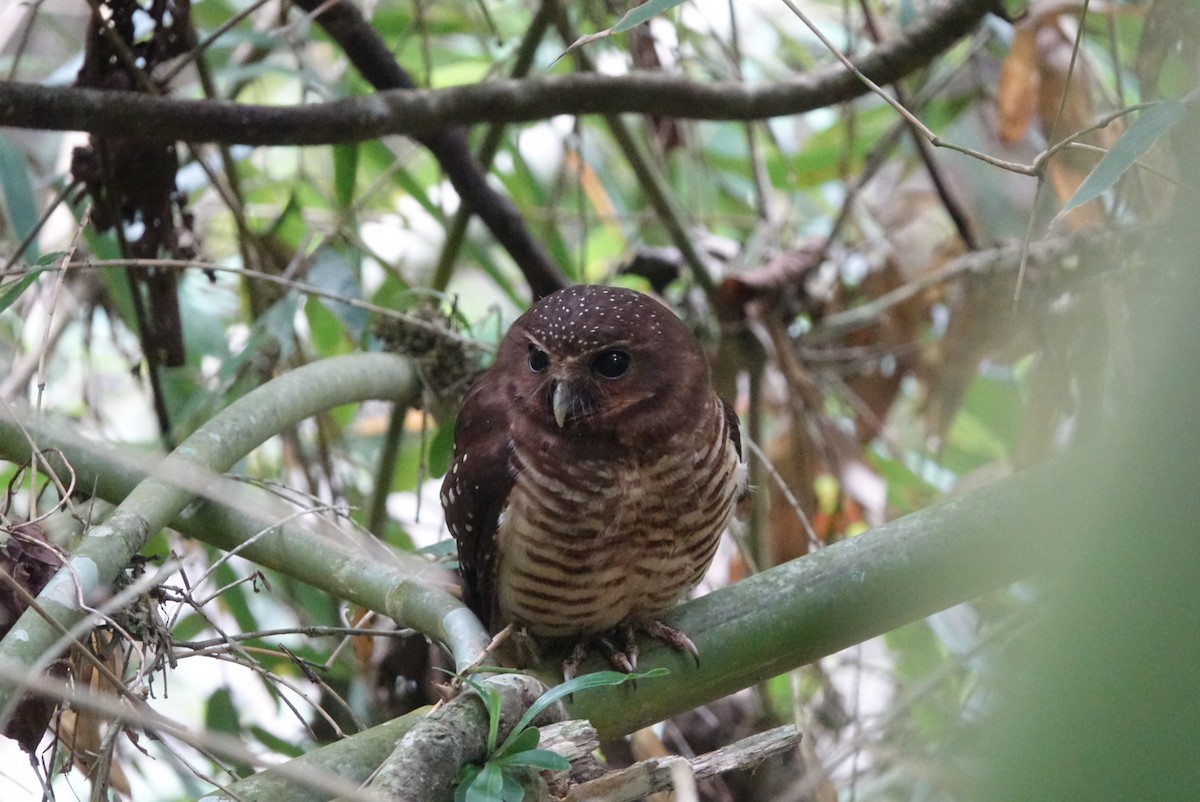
left=551, top=381, right=569, bottom=428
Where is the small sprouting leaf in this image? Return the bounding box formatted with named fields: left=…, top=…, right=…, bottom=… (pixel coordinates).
left=1061, top=102, right=1185, bottom=215
left=0, top=269, right=43, bottom=314
left=497, top=748, right=571, bottom=772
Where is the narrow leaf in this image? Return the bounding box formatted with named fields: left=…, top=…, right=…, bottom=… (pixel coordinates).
left=492, top=724, right=540, bottom=761
left=611, top=0, right=687, bottom=34
left=333, top=143, right=358, bottom=211
left=0, top=269, right=43, bottom=314
left=497, top=669, right=666, bottom=756
left=0, top=132, right=38, bottom=261
left=462, top=675, right=504, bottom=753
left=1062, top=102, right=1185, bottom=214
left=497, top=748, right=572, bottom=771
left=561, top=0, right=685, bottom=58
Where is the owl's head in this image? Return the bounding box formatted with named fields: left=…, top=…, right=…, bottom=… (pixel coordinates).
left=493, top=285, right=711, bottom=447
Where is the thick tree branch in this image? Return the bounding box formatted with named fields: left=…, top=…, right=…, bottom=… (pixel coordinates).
left=368, top=674, right=565, bottom=801
left=0, top=0, right=992, bottom=145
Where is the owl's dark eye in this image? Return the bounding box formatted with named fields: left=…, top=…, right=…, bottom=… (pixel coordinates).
left=528, top=346, right=550, bottom=373
left=591, top=349, right=631, bottom=379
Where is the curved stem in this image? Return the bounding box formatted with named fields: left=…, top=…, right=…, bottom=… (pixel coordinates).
left=0, top=353, right=490, bottom=715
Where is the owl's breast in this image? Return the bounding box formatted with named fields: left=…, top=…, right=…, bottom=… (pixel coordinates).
left=493, top=398, right=745, bottom=637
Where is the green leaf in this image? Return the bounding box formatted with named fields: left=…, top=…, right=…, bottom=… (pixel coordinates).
left=492, top=724, right=540, bottom=761
left=1062, top=102, right=1185, bottom=215
left=333, top=143, right=359, bottom=211
left=497, top=669, right=666, bottom=757
left=428, top=419, right=456, bottom=478
left=611, top=0, right=686, bottom=34
left=0, top=268, right=42, bottom=314
left=212, top=561, right=261, bottom=635
left=461, top=675, right=504, bottom=753
left=415, top=538, right=458, bottom=559
left=464, top=762, right=505, bottom=802
left=499, top=773, right=525, bottom=802
left=562, top=0, right=684, bottom=56
left=308, top=247, right=368, bottom=342
left=0, top=132, right=38, bottom=261
left=454, top=765, right=481, bottom=802
left=204, top=687, right=240, bottom=735
left=497, top=747, right=571, bottom=772
left=305, top=294, right=346, bottom=356
left=250, top=725, right=305, bottom=758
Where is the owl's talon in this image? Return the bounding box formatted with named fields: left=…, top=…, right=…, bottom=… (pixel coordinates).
left=562, top=638, right=591, bottom=682
left=596, top=635, right=635, bottom=673
left=642, top=619, right=701, bottom=667
left=621, top=623, right=640, bottom=671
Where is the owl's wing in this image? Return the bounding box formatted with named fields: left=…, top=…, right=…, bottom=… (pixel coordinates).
left=720, top=396, right=743, bottom=461
left=721, top=396, right=752, bottom=519
left=441, top=374, right=513, bottom=630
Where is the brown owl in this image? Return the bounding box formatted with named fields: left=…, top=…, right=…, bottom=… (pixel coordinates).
left=441, top=285, right=747, bottom=676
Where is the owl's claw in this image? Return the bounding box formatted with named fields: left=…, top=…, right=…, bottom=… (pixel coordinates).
left=561, top=639, right=587, bottom=683
left=559, top=620, right=698, bottom=680
left=561, top=633, right=634, bottom=682
left=642, top=619, right=700, bottom=667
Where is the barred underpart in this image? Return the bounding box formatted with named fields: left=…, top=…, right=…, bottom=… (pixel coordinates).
left=494, top=396, right=746, bottom=637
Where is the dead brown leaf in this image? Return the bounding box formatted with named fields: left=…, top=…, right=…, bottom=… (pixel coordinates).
left=998, top=24, right=1041, bottom=144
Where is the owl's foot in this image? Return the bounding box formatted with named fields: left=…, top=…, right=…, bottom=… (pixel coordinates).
left=640, top=619, right=700, bottom=666
left=560, top=620, right=699, bottom=681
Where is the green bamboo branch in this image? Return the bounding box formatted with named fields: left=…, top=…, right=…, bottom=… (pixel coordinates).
left=369, top=673, right=562, bottom=801
left=0, top=407, right=490, bottom=669
left=4, top=395, right=1064, bottom=793
left=551, top=460, right=1054, bottom=738
left=0, top=353, right=491, bottom=716
left=203, top=453, right=1061, bottom=798
left=209, top=707, right=429, bottom=802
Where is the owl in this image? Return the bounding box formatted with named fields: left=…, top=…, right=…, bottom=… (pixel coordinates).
left=441, top=285, right=747, bottom=675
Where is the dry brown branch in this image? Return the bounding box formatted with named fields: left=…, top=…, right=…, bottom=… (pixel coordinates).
left=0, top=0, right=994, bottom=145
left=566, top=724, right=803, bottom=802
